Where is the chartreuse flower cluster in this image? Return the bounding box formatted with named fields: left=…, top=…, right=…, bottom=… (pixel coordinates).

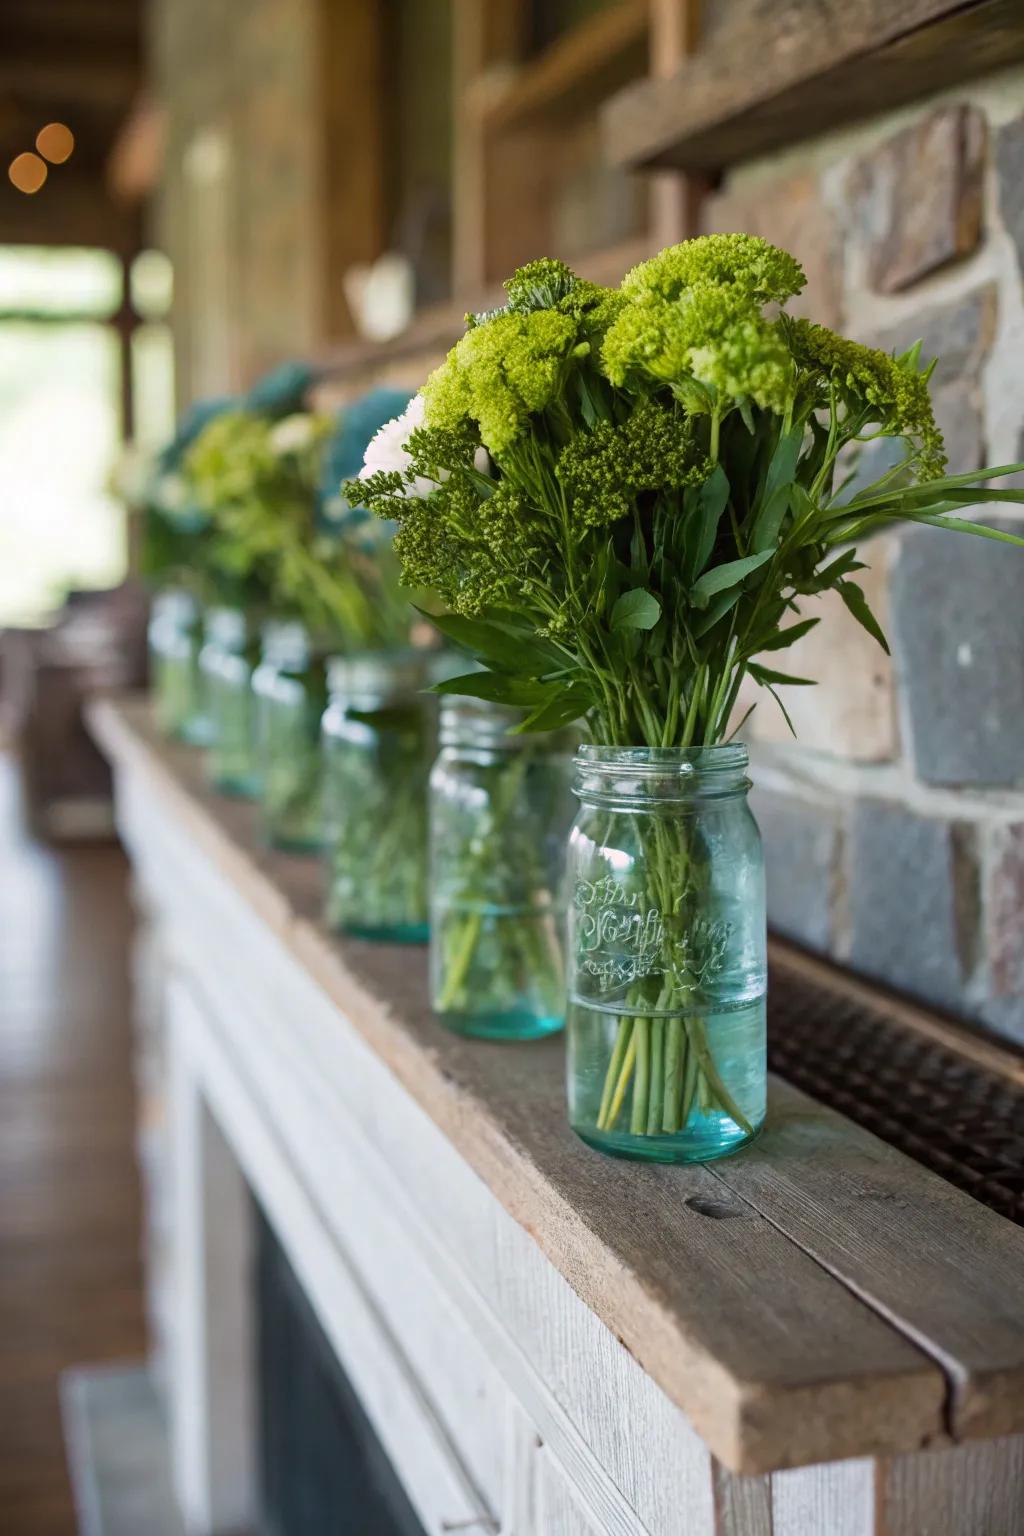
left=353, top=237, right=1024, bottom=747
left=185, top=408, right=410, bottom=651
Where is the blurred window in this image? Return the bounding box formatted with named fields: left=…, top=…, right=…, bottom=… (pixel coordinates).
left=130, top=249, right=173, bottom=321
left=0, top=317, right=124, bottom=623
left=0, top=246, right=121, bottom=319
left=131, top=322, right=176, bottom=451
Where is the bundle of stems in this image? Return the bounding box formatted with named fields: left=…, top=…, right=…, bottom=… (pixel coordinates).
left=433, top=745, right=566, bottom=1024
left=352, top=238, right=1024, bottom=1140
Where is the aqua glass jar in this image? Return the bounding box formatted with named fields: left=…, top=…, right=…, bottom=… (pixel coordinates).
left=322, top=651, right=440, bottom=942
left=199, top=607, right=261, bottom=797
left=252, top=622, right=326, bottom=853
left=567, top=746, right=766, bottom=1164
left=148, top=589, right=209, bottom=743
left=429, top=698, right=575, bottom=1040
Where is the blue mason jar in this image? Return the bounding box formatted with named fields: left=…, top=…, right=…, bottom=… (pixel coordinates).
left=429, top=697, right=575, bottom=1041
left=148, top=589, right=209, bottom=744
left=322, top=651, right=443, bottom=943
left=566, top=745, right=766, bottom=1163
left=199, top=607, right=261, bottom=797
left=252, top=621, right=326, bottom=853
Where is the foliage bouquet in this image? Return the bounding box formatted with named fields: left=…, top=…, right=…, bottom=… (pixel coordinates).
left=354, top=236, right=1024, bottom=1158
left=142, top=397, right=244, bottom=741
left=185, top=405, right=415, bottom=844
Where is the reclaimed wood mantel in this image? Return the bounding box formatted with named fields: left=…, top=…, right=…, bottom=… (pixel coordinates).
left=89, top=695, right=1024, bottom=1535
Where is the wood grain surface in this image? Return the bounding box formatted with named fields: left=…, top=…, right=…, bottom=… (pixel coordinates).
left=0, top=754, right=145, bottom=1535
left=88, top=697, right=1024, bottom=1475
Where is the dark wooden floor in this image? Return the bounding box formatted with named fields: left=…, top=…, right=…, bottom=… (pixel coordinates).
left=0, top=755, right=146, bottom=1534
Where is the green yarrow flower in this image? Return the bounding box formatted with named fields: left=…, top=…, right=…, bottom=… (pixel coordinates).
left=556, top=399, right=709, bottom=528
left=619, top=233, right=806, bottom=306
left=602, top=244, right=800, bottom=414
left=785, top=318, right=947, bottom=480
left=422, top=308, right=580, bottom=456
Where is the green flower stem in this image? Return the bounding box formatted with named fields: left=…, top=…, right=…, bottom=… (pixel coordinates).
left=630, top=1018, right=650, bottom=1136
left=592, top=811, right=755, bottom=1143
left=597, top=1018, right=632, bottom=1128
left=435, top=746, right=566, bottom=1022
left=646, top=1017, right=665, bottom=1134
left=436, top=909, right=484, bottom=1011
left=661, top=1016, right=684, bottom=1133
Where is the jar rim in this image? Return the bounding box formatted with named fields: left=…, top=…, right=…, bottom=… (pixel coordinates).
left=327, top=646, right=456, bottom=700
left=439, top=693, right=578, bottom=751
left=574, top=743, right=748, bottom=775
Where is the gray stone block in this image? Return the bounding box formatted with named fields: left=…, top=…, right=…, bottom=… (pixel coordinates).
left=870, top=286, right=996, bottom=475
left=750, top=785, right=841, bottom=953
left=890, top=519, right=1024, bottom=787
left=847, top=799, right=977, bottom=1014
left=850, top=105, right=985, bottom=294
left=996, top=114, right=1024, bottom=283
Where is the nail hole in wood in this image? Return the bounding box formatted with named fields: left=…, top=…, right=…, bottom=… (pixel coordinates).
left=685, top=1195, right=745, bottom=1220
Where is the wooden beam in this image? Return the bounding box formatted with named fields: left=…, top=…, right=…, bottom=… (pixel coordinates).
left=313, top=0, right=388, bottom=340
left=452, top=0, right=527, bottom=295
left=0, top=53, right=139, bottom=105
left=605, top=0, right=1024, bottom=173
left=0, top=179, right=139, bottom=251
left=648, top=0, right=703, bottom=246
left=479, top=1, right=649, bottom=134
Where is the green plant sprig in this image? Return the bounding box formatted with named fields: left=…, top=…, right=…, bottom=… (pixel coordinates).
left=352, top=241, right=1024, bottom=747
left=185, top=409, right=410, bottom=651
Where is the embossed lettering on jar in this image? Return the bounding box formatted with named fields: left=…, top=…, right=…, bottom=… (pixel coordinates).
left=567, top=745, right=766, bottom=1163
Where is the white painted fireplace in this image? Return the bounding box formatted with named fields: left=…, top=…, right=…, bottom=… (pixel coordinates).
left=93, top=699, right=1024, bottom=1536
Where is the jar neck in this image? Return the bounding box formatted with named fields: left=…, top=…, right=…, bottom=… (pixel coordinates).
left=439, top=695, right=576, bottom=753
left=261, top=619, right=312, bottom=671
left=152, top=588, right=198, bottom=626
left=328, top=648, right=451, bottom=709
left=205, top=606, right=252, bottom=648
left=573, top=745, right=750, bottom=805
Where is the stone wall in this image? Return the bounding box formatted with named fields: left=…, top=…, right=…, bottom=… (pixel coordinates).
left=704, top=68, right=1024, bottom=1044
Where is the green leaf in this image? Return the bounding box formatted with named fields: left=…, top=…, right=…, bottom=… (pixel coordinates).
left=692, top=587, right=742, bottom=637
left=685, top=465, right=730, bottom=580
left=843, top=462, right=1024, bottom=511
left=690, top=548, right=774, bottom=609
left=610, top=587, right=661, bottom=632
left=837, top=580, right=890, bottom=655
left=757, top=617, right=820, bottom=652
left=750, top=481, right=791, bottom=553
left=909, top=512, right=1024, bottom=544
left=764, top=682, right=797, bottom=737
left=815, top=548, right=865, bottom=586
left=416, top=608, right=564, bottom=673
left=764, top=423, right=803, bottom=500
left=511, top=689, right=591, bottom=734
left=749, top=663, right=816, bottom=687
left=431, top=672, right=559, bottom=706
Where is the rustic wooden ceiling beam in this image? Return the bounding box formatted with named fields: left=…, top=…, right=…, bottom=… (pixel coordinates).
left=603, top=0, right=1024, bottom=173
left=0, top=54, right=139, bottom=107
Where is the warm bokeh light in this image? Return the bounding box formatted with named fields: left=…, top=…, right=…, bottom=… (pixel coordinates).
left=9, top=153, right=48, bottom=195
left=36, top=123, right=75, bottom=164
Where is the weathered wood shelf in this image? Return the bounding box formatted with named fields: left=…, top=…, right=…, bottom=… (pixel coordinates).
left=476, top=0, right=649, bottom=135
left=603, top=0, right=1024, bottom=173
left=90, top=696, right=1024, bottom=1476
